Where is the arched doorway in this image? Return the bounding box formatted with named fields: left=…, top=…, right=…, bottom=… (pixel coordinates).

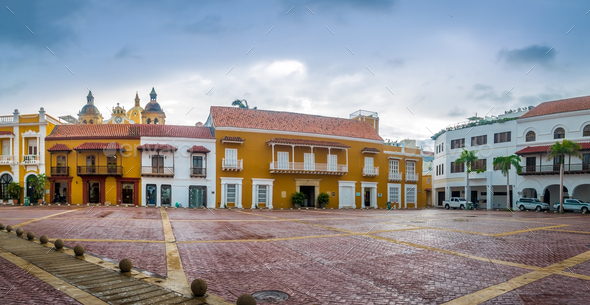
left=572, top=184, right=590, bottom=202
left=0, top=173, right=13, bottom=200
left=521, top=188, right=538, bottom=199
left=543, top=185, right=569, bottom=205
left=26, top=174, right=37, bottom=200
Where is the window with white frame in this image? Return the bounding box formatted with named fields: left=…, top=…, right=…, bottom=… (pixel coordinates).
left=225, top=148, right=237, bottom=167
left=304, top=153, right=315, bottom=170
left=327, top=154, right=337, bottom=171
left=226, top=184, right=236, bottom=203
left=405, top=185, right=416, bottom=203
left=388, top=185, right=400, bottom=203
left=389, top=159, right=399, bottom=172
left=406, top=161, right=415, bottom=174
left=277, top=151, right=289, bottom=170
left=364, top=157, right=374, bottom=174
left=257, top=185, right=267, bottom=205
left=1, top=140, right=9, bottom=155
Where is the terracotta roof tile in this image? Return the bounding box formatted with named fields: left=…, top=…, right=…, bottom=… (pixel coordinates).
left=519, top=95, right=590, bottom=119
left=266, top=138, right=351, bottom=148
left=210, top=107, right=383, bottom=141
left=187, top=145, right=211, bottom=153
left=0, top=131, right=14, bottom=135
left=137, top=144, right=178, bottom=151
left=47, top=143, right=72, bottom=152
left=74, top=142, right=127, bottom=151
left=516, top=142, right=590, bottom=155
left=47, top=124, right=213, bottom=140
left=220, top=136, right=245, bottom=143
left=361, top=147, right=380, bottom=153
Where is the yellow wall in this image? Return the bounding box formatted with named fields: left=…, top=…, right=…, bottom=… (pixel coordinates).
left=420, top=173, right=432, bottom=207
left=45, top=138, right=142, bottom=205
left=214, top=129, right=424, bottom=209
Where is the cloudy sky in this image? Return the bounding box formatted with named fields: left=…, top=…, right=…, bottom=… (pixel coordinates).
left=2, top=0, right=590, bottom=149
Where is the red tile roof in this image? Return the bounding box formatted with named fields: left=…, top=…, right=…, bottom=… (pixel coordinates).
left=220, top=136, right=245, bottom=143
left=519, top=95, right=590, bottom=119
left=210, top=107, right=383, bottom=141
left=74, top=142, right=127, bottom=151
left=187, top=145, right=211, bottom=153
left=137, top=144, right=178, bottom=151
left=47, top=143, right=72, bottom=152
left=361, top=147, right=381, bottom=153
left=266, top=138, right=351, bottom=148
left=0, top=131, right=14, bottom=135
left=47, top=124, right=213, bottom=140
left=515, top=142, right=590, bottom=155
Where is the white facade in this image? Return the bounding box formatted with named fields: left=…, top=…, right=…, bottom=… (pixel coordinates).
left=140, top=137, right=216, bottom=207
left=432, top=112, right=527, bottom=210
left=515, top=108, right=590, bottom=204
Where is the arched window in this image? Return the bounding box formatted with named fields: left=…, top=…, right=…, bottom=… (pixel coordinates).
left=147, top=118, right=152, bottom=124
left=154, top=118, right=159, bottom=125
left=0, top=174, right=13, bottom=200
left=554, top=127, right=565, bottom=139
left=584, top=125, right=590, bottom=137
left=83, top=120, right=87, bottom=124
left=526, top=131, right=536, bottom=142
left=89, top=119, right=94, bottom=124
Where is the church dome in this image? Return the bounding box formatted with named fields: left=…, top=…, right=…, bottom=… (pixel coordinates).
left=79, top=104, right=101, bottom=115
left=144, top=101, right=163, bottom=112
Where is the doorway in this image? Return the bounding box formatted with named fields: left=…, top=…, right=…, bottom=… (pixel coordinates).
left=146, top=184, right=157, bottom=205
left=189, top=186, right=206, bottom=208
left=121, top=182, right=134, bottom=204
left=437, top=191, right=445, bottom=206
left=471, top=190, right=478, bottom=205
left=364, top=189, right=371, bottom=207
left=87, top=181, right=100, bottom=204
left=300, top=186, right=315, bottom=207
left=26, top=174, right=37, bottom=200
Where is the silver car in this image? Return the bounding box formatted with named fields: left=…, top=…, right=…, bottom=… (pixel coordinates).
left=517, top=198, right=549, bottom=212
left=553, top=199, right=590, bottom=213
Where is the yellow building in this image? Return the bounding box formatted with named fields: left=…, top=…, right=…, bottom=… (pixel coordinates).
left=45, top=125, right=142, bottom=205
left=0, top=108, right=61, bottom=204
left=206, top=107, right=424, bottom=209
left=127, top=92, right=144, bottom=124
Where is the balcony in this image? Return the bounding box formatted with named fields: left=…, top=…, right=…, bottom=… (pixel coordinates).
left=0, top=155, right=15, bottom=165
left=51, top=166, right=70, bottom=176
left=363, top=167, right=379, bottom=177
left=269, top=161, right=348, bottom=175
left=190, top=167, right=207, bottom=178
left=0, top=116, right=15, bottom=124
left=141, top=166, right=174, bottom=177
left=406, top=172, right=419, bottom=182
left=388, top=172, right=402, bottom=181
left=77, top=166, right=123, bottom=176
left=520, top=163, right=590, bottom=175
left=22, top=155, right=39, bottom=164
left=222, top=158, right=243, bottom=171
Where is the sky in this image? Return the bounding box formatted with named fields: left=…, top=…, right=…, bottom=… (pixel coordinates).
left=2, top=0, right=590, bottom=150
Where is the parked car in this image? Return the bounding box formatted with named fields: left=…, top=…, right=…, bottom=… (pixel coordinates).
left=553, top=199, right=590, bottom=213
left=516, top=198, right=549, bottom=212
left=443, top=197, right=472, bottom=210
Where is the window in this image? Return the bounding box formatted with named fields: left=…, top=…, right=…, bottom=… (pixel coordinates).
left=436, top=165, right=439, bottom=176
left=451, top=139, right=465, bottom=149
left=554, top=127, right=565, bottom=139
left=86, top=155, right=96, bottom=173
left=583, top=154, right=590, bottom=170
left=225, top=148, right=237, bottom=167
left=89, top=119, right=93, bottom=124
left=192, top=155, right=205, bottom=176
left=304, top=153, right=315, bottom=170
left=107, top=156, right=117, bottom=173
left=436, top=164, right=444, bottom=176
left=257, top=185, right=267, bottom=205
left=365, top=157, right=374, bottom=169
left=584, top=125, right=590, bottom=137
left=441, top=164, right=444, bottom=175
left=152, top=155, right=164, bottom=173
left=161, top=185, right=171, bottom=206
left=405, top=185, right=416, bottom=203
left=406, top=161, right=415, bottom=174
left=226, top=184, right=237, bottom=203
left=450, top=161, right=464, bottom=173
left=388, top=185, right=400, bottom=203
left=471, top=135, right=487, bottom=146
left=277, top=151, right=289, bottom=170
left=472, top=159, right=486, bottom=171
left=426, top=177, right=431, bottom=184
left=27, top=139, right=38, bottom=155
left=389, top=159, right=399, bottom=172
left=1, top=139, right=9, bottom=155
left=147, top=118, right=152, bottom=124
left=526, top=131, right=536, bottom=142
left=494, top=132, right=511, bottom=143
left=154, top=118, right=159, bottom=124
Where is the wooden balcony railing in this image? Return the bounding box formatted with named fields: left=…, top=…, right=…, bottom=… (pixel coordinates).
left=141, top=166, right=174, bottom=177
left=520, top=163, right=590, bottom=175
left=269, top=161, right=347, bottom=175
left=77, top=166, right=123, bottom=176
left=190, top=167, right=207, bottom=178
left=51, top=166, right=69, bottom=176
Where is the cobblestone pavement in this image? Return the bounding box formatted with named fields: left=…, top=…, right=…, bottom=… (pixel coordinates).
left=1, top=206, right=589, bottom=304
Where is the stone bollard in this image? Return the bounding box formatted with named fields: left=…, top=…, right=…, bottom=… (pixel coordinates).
left=54, top=239, right=64, bottom=249
left=191, top=278, right=207, bottom=297
left=40, top=235, right=49, bottom=244
left=27, top=231, right=35, bottom=240
left=236, top=294, right=257, bottom=305
left=6, top=225, right=13, bottom=232
left=119, top=259, right=132, bottom=272
left=0, top=223, right=4, bottom=230
left=16, top=228, right=24, bottom=236
left=74, top=245, right=85, bottom=256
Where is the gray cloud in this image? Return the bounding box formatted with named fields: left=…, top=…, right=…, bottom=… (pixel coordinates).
left=447, top=106, right=467, bottom=117
left=467, top=84, right=513, bottom=103
left=498, top=44, right=555, bottom=67
left=184, top=15, right=223, bottom=35
left=113, top=46, right=142, bottom=60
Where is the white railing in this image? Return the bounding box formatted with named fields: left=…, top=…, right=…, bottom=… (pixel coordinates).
left=388, top=171, right=402, bottom=181
left=0, top=155, right=14, bottom=164
left=363, top=166, right=379, bottom=176
left=0, top=116, right=14, bottom=124
left=270, top=161, right=348, bottom=173
left=22, top=155, right=40, bottom=164
left=222, top=158, right=243, bottom=171
left=406, top=172, right=418, bottom=182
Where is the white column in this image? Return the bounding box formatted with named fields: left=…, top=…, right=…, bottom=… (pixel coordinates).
left=251, top=184, right=257, bottom=210
left=268, top=184, right=273, bottom=209
left=291, top=145, right=295, bottom=170
left=271, top=144, right=275, bottom=169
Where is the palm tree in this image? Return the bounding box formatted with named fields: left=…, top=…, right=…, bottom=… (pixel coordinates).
left=231, top=99, right=249, bottom=109
left=492, top=155, right=522, bottom=210
left=455, top=149, right=484, bottom=208
left=547, top=139, right=582, bottom=213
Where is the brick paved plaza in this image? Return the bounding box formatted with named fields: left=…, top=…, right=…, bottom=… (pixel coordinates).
left=1, top=205, right=590, bottom=304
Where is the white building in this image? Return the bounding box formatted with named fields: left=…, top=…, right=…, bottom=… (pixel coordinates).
left=514, top=96, right=590, bottom=204
left=432, top=109, right=530, bottom=209
left=139, top=125, right=216, bottom=207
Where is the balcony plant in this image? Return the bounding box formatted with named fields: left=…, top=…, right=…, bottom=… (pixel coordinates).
left=33, top=174, right=49, bottom=204
left=317, top=192, right=330, bottom=208
left=7, top=182, right=23, bottom=205
left=291, top=192, right=307, bottom=209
